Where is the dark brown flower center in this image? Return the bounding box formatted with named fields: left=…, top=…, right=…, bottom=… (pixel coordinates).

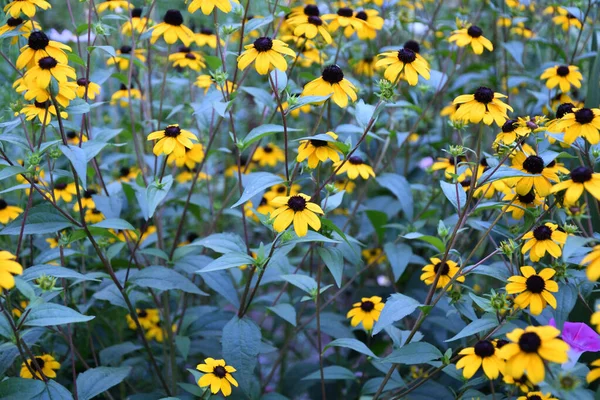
left=185, top=53, right=196, bottom=60
left=164, top=126, right=181, bottom=137
left=474, top=340, right=495, bottom=358
left=187, top=232, right=199, bottom=242
left=473, top=87, right=494, bottom=104
left=0, top=199, right=7, bottom=210
left=34, top=100, right=50, bottom=109
left=495, top=339, right=509, bottom=348
left=517, top=191, right=536, bottom=204
left=259, top=197, right=268, bottom=206
left=433, top=262, right=450, bottom=275
left=263, top=145, right=273, bottom=153
left=200, top=27, right=213, bottom=34
left=556, top=103, right=575, bottom=119
left=460, top=179, right=471, bottom=188
left=360, top=300, right=375, bottom=311
left=575, top=108, right=594, bottom=124
left=310, top=139, right=328, bottom=147
left=7, top=17, right=23, bottom=27
left=522, top=155, right=544, bottom=174
left=213, top=365, right=227, bottom=378
left=91, top=209, right=102, bottom=215
left=556, top=65, right=570, bottom=76
left=120, top=45, right=132, bottom=54
left=76, top=78, right=89, bottom=87
left=66, top=131, right=77, bottom=139
left=38, top=56, right=57, bottom=70
left=120, top=167, right=131, bottom=176
left=525, top=275, right=545, bottom=293
left=287, top=195, right=307, bottom=212
left=501, top=119, right=518, bottom=132
left=363, top=56, right=373, bottom=62
left=322, top=64, right=344, bottom=84
left=54, top=182, right=67, bottom=190
left=132, top=8, right=142, bottom=18
left=304, top=4, right=320, bottom=16
left=518, top=332, right=541, bottom=353
left=33, top=357, right=45, bottom=369
left=528, top=395, right=541, bottom=400
left=28, top=31, right=49, bottom=50
left=337, top=7, right=353, bottom=17
left=178, top=46, right=191, bottom=53
left=164, top=10, right=184, bottom=26
left=276, top=186, right=285, bottom=193
left=254, top=37, right=273, bottom=52
left=467, top=25, right=483, bottom=38
left=397, top=48, right=416, bottom=64
left=355, top=11, right=367, bottom=20
left=308, top=15, right=323, bottom=26
left=83, top=188, right=97, bottom=198
left=571, top=166, right=593, bottom=183
left=348, top=156, right=363, bottom=165
left=533, top=225, right=552, bottom=240
left=404, top=40, right=420, bottom=53
left=138, top=310, right=148, bottom=318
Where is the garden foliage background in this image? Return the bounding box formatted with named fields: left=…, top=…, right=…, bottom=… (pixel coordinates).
left=2, top=0, right=600, bottom=399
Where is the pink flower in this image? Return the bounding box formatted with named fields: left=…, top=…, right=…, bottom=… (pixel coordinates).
left=550, top=318, right=600, bottom=368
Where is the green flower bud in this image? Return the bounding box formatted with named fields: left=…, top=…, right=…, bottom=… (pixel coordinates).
left=37, top=275, right=57, bottom=291
left=377, top=79, right=394, bottom=101
left=48, top=146, right=62, bottom=159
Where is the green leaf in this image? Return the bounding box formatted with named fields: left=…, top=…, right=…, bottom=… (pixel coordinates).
left=99, top=342, right=142, bottom=366
left=66, top=98, right=91, bottom=115
left=240, top=124, right=301, bottom=151
left=88, top=45, right=116, bottom=57
left=0, top=378, right=45, bottom=400
left=0, top=204, right=74, bottom=235
left=372, top=294, right=421, bottom=335
left=0, top=165, right=26, bottom=181
left=39, top=380, right=74, bottom=400
left=287, top=95, right=331, bottom=112
left=376, top=173, right=413, bottom=220
left=130, top=266, right=207, bottom=295
left=231, top=172, right=284, bottom=208
left=366, top=210, right=388, bottom=243
left=402, top=232, right=445, bottom=253
left=267, top=303, right=297, bottom=326
left=552, top=283, right=578, bottom=330
left=382, top=342, right=442, bottom=364
left=478, top=166, right=536, bottom=184
left=384, top=243, right=412, bottom=281
left=440, top=181, right=466, bottom=210
left=222, top=316, right=261, bottom=396
left=281, top=274, right=317, bottom=293
left=186, top=232, right=246, bottom=254
left=92, top=218, right=135, bottom=231
left=445, top=317, right=497, bottom=342
left=197, top=252, right=255, bottom=273
left=175, top=336, right=191, bottom=360
left=76, top=367, right=131, bottom=400
left=324, top=338, right=379, bottom=359
left=21, top=303, right=94, bottom=327
left=21, top=265, right=99, bottom=282
left=198, top=269, right=240, bottom=307
left=317, top=247, right=344, bottom=287
left=144, top=176, right=173, bottom=219
left=501, top=41, right=524, bottom=67
left=302, top=366, right=356, bottom=381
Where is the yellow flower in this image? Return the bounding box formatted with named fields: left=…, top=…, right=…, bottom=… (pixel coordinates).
left=150, top=10, right=193, bottom=46
left=73, top=187, right=96, bottom=211
left=293, top=15, right=332, bottom=44
left=145, top=320, right=176, bottom=342
left=496, top=119, right=531, bottom=144
left=509, top=147, right=559, bottom=197
left=322, top=7, right=366, bottom=35
left=23, top=56, right=76, bottom=89
left=346, top=296, right=385, bottom=330
left=244, top=197, right=275, bottom=222
left=264, top=183, right=301, bottom=200
left=270, top=193, right=324, bottom=237
left=117, top=165, right=139, bottom=182
left=302, top=64, right=358, bottom=108
left=52, top=182, right=78, bottom=203
left=196, top=358, right=238, bottom=397
left=106, top=45, right=146, bottom=70
left=521, top=223, right=567, bottom=262
left=333, top=178, right=356, bottom=193
left=194, top=74, right=236, bottom=94
left=517, top=392, right=557, bottom=400
left=297, top=132, right=341, bottom=168
left=188, top=0, right=240, bottom=14
left=0, top=251, right=23, bottom=290
left=148, top=124, right=198, bottom=158
left=587, top=359, right=600, bottom=383
left=16, top=31, right=71, bottom=70
left=4, top=0, right=50, bottom=18
left=19, top=101, right=68, bottom=125
left=502, top=190, right=545, bottom=220
left=511, top=24, right=534, bottom=39
left=96, top=0, right=131, bottom=13
left=503, top=373, right=535, bottom=393
left=351, top=9, right=383, bottom=40
left=497, top=16, right=512, bottom=27
left=553, top=107, right=600, bottom=145
left=551, top=166, right=600, bottom=205
left=353, top=55, right=378, bottom=77
left=582, top=245, right=600, bottom=281
left=110, top=84, right=143, bottom=107
left=84, top=208, right=105, bottom=224
left=18, top=78, right=76, bottom=108
left=498, top=325, right=569, bottom=384
left=453, top=87, right=513, bottom=126
left=168, top=46, right=206, bottom=71
left=194, top=28, right=222, bottom=48
left=440, top=102, right=460, bottom=121
left=448, top=25, right=494, bottom=54
left=333, top=156, right=375, bottom=180
left=553, top=7, right=582, bottom=31
left=456, top=340, right=504, bottom=379
left=126, top=308, right=160, bottom=330
left=0, top=199, right=23, bottom=224
left=0, top=17, right=41, bottom=44
left=420, top=257, right=464, bottom=290
left=540, top=65, right=582, bottom=93
left=11, top=300, right=29, bottom=318
left=167, top=143, right=205, bottom=169
left=252, top=144, right=285, bottom=167
left=20, top=354, right=60, bottom=380
left=121, top=8, right=153, bottom=35
left=75, top=78, right=101, bottom=100
left=376, top=47, right=430, bottom=86
left=506, top=266, right=559, bottom=315
left=362, top=248, right=386, bottom=264
left=592, top=308, right=600, bottom=332
left=237, top=37, right=296, bottom=75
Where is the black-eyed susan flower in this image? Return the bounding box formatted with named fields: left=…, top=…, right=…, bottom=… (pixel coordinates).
left=553, top=7, right=582, bottom=31
left=167, top=143, right=205, bottom=169
left=376, top=47, right=430, bottom=86
left=297, top=132, right=341, bottom=168
left=498, top=325, right=569, bottom=384
left=551, top=166, right=600, bottom=205
left=448, top=25, right=493, bottom=54
left=506, top=266, right=558, bottom=315
left=176, top=167, right=209, bottom=184
left=420, top=257, right=464, bottom=290
left=553, top=107, right=600, bottom=145
left=11, top=300, right=29, bottom=318
left=521, top=223, right=567, bottom=262
left=178, top=232, right=199, bottom=247
left=302, top=65, right=357, bottom=108
left=84, top=208, right=105, bottom=224
left=504, top=374, right=535, bottom=393
left=582, top=245, right=600, bottom=281
left=456, top=340, right=504, bottom=379
left=20, top=354, right=60, bottom=380
left=511, top=23, right=534, bottom=39
left=23, top=56, right=76, bottom=89
left=264, top=182, right=301, bottom=201
left=18, top=77, right=76, bottom=108
left=517, top=393, right=557, bottom=400
left=16, top=30, right=71, bottom=70
left=148, top=124, right=198, bottom=158
left=346, top=296, right=385, bottom=331
left=352, top=9, right=383, bottom=40
left=353, top=55, right=377, bottom=77
left=150, top=10, right=193, bottom=46
left=126, top=308, right=160, bottom=330
left=194, top=27, right=221, bottom=48
left=52, top=182, right=78, bottom=203
left=286, top=4, right=320, bottom=24
left=293, top=15, right=332, bottom=44
left=496, top=119, right=531, bottom=144
left=453, top=87, right=512, bottom=125
left=431, top=155, right=466, bottom=179
left=237, top=37, right=296, bottom=75
left=283, top=96, right=311, bottom=118
left=502, top=190, right=545, bottom=219
left=333, top=178, right=356, bottom=194
left=121, top=8, right=153, bottom=35
left=106, top=45, right=146, bottom=70
left=540, top=65, right=583, bottom=93
left=4, top=0, right=50, bottom=18
left=19, top=101, right=68, bottom=125
left=0, top=199, right=23, bottom=224
left=96, top=0, right=131, bottom=13
left=168, top=46, right=206, bottom=71
left=509, top=148, right=559, bottom=197
left=244, top=197, right=275, bottom=222
left=252, top=144, right=285, bottom=167
left=587, top=360, right=600, bottom=383
left=73, top=187, right=96, bottom=211
left=145, top=320, right=176, bottom=343
left=270, top=193, right=324, bottom=237
left=322, top=7, right=366, bottom=35
left=333, top=156, right=375, bottom=180
left=117, top=165, right=139, bottom=182
left=75, top=78, right=101, bottom=100
left=0, top=250, right=23, bottom=290
left=362, top=248, right=386, bottom=264
left=196, top=358, right=238, bottom=397
left=188, top=0, right=239, bottom=14
left=0, top=17, right=41, bottom=43
left=440, top=103, right=461, bottom=121
left=195, top=74, right=236, bottom=94
left=110, top=84, right=143, bottom=107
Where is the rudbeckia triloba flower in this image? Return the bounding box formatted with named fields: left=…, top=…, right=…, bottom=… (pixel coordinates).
left=20, top=354, right=61, bottom=380
left=121, top=8, right=153, bottom=35
left=302, top=64, right=357, bottom=108
left=126, top=308, right=160, bottom=330
left=19, top=101, right=68, bottom=125
left=333, top=156, right=375, bottom=180
left=145, top=321, right=176, bottom=342
left=297, top=132, right=341, bottom=168
left=84, top=208, right=105, bottom=224
left=16, top=31, right=71, bottom=70
left=0, top=199, right=23, bottom=224
left=110, top=84, right=143, bottom=107
left=147, top=124, right=198, bottom=158
left=75, top=78, right=101, bottom=100
left=353, top=55, right=377, bottom=77
left=551, top=166, right=600, bottom=205
left=352, top=9, right=384, bottom=40
left=264, top=183, right=301, bottom=200
left=245, top=197, right=275, bottom=222
left=150, top=10, right=193, bottom=46
left=362, top=248, right=386, bottom=264
left=322, top=7, right=365, bottom=34
left=588, top=360, right=600, bottom=383
left=506, top=266, right=558, bottom=315
left=582, top=245, right=600, bottom=281
left=168, top=46, right=206, bottom=71
left=196, top=358, right=238, bottom=397
left=293, top=15, right=332, bottom=44
left=496, top=119, right=531, bottom=144
left=4, top=0, right=50, bottom=18
left=448, top=25, right=494, bottom=54
left=455, top=340, right=504, bottom=379
left=52, top=182, right=78, bottom=203
left=17, top=77, right=76, bottom=108
left=509, top=148, right=559, bottom=197
left=97, top=0, right=131, bottom=13
left=0, top=17, right=41, bottom=42
left=503, top=374, right=535, bottom=393
left=237, top=37, right=296, bottom=75
left=252, top=144, right=285, bottom=167
left=420, top=257, right=465, bottom=290
left=270, top=193, right=324, bottom=237
left=195, top=74, right=236, bottom=94
left=117, top=166, right=139, bottom=182
left=188, top=0, right=240, bottom=15
left=553, top=107, right=600, bottom=145
left=453, top=87, right=512, bottom=126
left=334, top=178, right=356, bottom=194
left=194, top=28, right=221, bottom=48
left=540, top=65, right=582, bottom=93
left=376, top=47, right=430, bottom=86
left=346, top=296, right=385, bottom=331
left=498, top=325, right=569, bottom=384
left=73, top=188, right=96, bottom=211
left=502, top=190, right=545, bottom=220
left=440, top=102, right=460, bottom=121
left=24, top=56, right=76, bottom=89
left=517, top=393, right=557, bottom=400
left=431, top=155, right=466, bottom=179
left=553, top=7, right=582, bottom=31
left=107, top=45, right=147, bottom=70
left=167, top=143, right=205, bottom=169
left=0, top=250, right=23, bottom=290
left=521, top=223, right=567, bottom=262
